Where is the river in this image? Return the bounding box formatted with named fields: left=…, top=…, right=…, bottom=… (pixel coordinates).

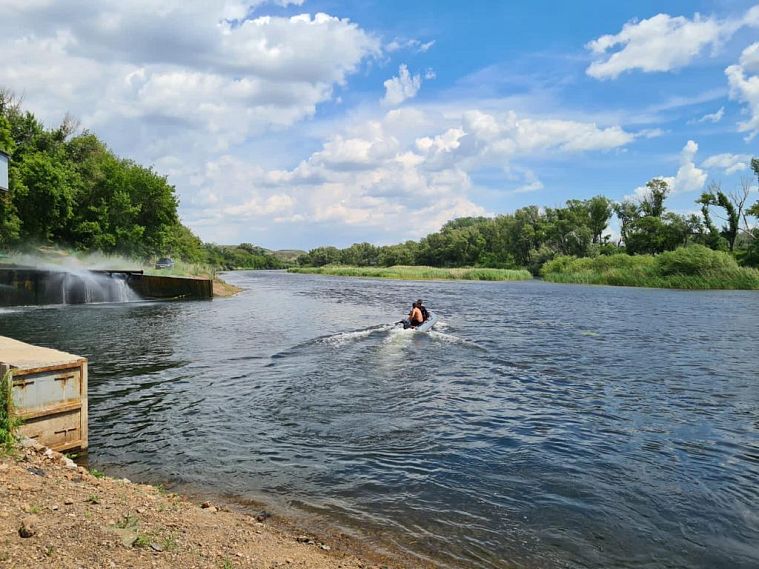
left=1, top=271, right=757, bottom=568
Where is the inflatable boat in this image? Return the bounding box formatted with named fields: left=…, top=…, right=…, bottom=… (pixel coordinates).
left=402, top=312, right=438, bottom=332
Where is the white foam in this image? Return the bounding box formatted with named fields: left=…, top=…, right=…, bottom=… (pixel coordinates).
left=320, top=324, right=394, bottom=347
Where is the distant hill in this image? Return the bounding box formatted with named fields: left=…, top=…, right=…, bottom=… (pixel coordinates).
left=271, top=249, right=305, bottom=262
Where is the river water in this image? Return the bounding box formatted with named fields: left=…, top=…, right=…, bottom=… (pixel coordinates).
left=1, top=271, right=757, bottom=569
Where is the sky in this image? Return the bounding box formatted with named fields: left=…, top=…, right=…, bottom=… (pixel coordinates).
left=1, top=0, right=758, bottom=249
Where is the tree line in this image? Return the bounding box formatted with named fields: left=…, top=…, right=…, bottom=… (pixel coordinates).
left=0, top=91, right=284, bottom=270
left=298, top=166, right=759, bottom=273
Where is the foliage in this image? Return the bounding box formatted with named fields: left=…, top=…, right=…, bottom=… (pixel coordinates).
left=541, top=246, right=759, bottom=289
left=1, top=369, right=21, bottom=452
left=289, top=265, right=532, bottom=281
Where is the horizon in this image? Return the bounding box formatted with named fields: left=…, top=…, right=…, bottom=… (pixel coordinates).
left=2, top=1, right=758, bottom=250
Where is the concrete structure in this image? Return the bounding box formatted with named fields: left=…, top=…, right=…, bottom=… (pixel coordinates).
left=126, top=273, right=213, bottom=300
left=0, top=267, right=213, bottom=306
left=0, top=336, right=88, bottom=452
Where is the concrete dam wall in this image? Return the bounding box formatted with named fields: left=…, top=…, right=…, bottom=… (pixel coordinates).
left=0, top=267, right=212, bottom=306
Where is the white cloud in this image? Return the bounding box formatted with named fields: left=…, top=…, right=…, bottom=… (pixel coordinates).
left=586, top=6, right=759, bottom=79
left=726, top=42, right=759, bottom=140
left=691, top=106, right=725, bottom=123
left=385, top=38, right=435, bottom=54
left=179, top=107, right=636, bottom=243
left=382, top=64, right=424, bottom=107
left=667, top=140, right=707, bottom=193
left=0, top=3, right=380, bottom=156
left=702, top=153, right=752, bottom=174
left=629, top=140, right=707, bottom=199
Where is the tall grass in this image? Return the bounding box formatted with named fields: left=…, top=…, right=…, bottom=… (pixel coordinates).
left=288, top=265, right=533, bottom=281
left=541, top=245, right=759, bottom=290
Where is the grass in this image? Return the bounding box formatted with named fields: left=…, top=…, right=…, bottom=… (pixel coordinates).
left=288, top=264, right=533, bottom=281
left=0, top=370, right=21, bottom=453
left=90, top=468, right=106, bottom=479
left=541, top=246, right=759, bottom=290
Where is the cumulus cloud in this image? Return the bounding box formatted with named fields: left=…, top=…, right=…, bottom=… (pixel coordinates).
left=586, top=6, right=759, bottom=79
left=702, top=152, right=752, bottom=174
left=629, top=140, right=707, bottom=200
left=382, top=64, right=425, bottom=107
left=726, top=42, right=759, bottom=140
left=0, top=2, right=380, bottom=156
left=179, top=107, right=637, bottom=243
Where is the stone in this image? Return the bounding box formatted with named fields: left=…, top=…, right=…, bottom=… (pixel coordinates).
left=19, top=516, right=38, bottom=538
left=320, top=544, right=331, bottom=551
left=149, top=542, right=163, bottom=552
left=26, top=466, right=46, bottom=477
left=111, top=528, right=138, bottom=548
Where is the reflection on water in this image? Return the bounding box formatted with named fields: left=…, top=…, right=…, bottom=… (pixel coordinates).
left=1, top=271, right=758, bottom=569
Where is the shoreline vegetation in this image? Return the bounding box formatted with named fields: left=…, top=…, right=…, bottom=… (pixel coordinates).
left=541, top=245, right=759, bottom=290
left=288, top=264, right=532, bottom=281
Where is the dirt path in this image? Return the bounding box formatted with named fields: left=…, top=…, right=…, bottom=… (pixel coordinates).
left=0, top=442, right=422, bottom=569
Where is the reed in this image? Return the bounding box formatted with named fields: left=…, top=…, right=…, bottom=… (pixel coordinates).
left=541, top=246, right=759, bottom=290
left=288, top=265, right=533, bottom=281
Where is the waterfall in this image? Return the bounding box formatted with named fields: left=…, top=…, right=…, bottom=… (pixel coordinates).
left=45, top=269, right=140, bottom=305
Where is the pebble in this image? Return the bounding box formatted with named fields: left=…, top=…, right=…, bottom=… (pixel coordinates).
left=64, top=499, right=74, bottom=506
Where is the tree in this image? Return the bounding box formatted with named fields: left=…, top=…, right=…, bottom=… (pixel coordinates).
left=588, top=196, right=613, bottom=244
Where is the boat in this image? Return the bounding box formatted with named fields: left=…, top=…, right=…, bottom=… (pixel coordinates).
left=401, top=312, right=438, bottom=332
left=415, top=312, right=438, bottom=332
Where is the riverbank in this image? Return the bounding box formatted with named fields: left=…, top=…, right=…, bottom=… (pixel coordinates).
left=0, top=441, right=422, bottom=569
left=288, top=265, right=532, bottom=281
left=541, top=246, right=759, bottom=289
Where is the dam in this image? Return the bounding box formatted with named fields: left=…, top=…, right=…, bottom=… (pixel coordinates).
left=0, top=266, right=212, bottom=306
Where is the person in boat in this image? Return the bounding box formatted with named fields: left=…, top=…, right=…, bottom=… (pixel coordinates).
left=402, top=301, right=425, bottom=329
left=416, top=299, right=429, bottom=322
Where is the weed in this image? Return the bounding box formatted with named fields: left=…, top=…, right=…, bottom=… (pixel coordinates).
left=90, top=468, right=105, bottom=479
left=162, top=533, right=178, bottom=552
left=0, top=369, right=22, bottom=453
left=221, top=559, right=235, bottom=569
left=116, top=513, right=139, bottom=530
left=86, top=495, right=100, bottom=505
left=28, top=505, right=41, bottom=514
left=134, top=534, right=152, bottom=548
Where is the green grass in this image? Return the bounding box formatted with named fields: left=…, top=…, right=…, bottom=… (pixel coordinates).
left=541, top=246, right=759, bottom=290
left=288, top=265, right=533, bottom=281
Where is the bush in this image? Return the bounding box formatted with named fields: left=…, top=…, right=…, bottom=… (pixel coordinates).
left=655, top=245, right=739, bottom=277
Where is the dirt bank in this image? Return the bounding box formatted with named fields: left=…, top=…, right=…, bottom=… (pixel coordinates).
left=0, top=441, right=420, bottom=569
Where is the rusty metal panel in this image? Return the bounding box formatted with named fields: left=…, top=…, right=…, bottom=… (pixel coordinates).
left=18, top=408, right=83, bottom=450
left=11, top=368, right=82, bottom=412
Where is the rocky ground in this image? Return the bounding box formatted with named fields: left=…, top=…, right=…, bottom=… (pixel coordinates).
left=0, top=440, right=425, bottom=569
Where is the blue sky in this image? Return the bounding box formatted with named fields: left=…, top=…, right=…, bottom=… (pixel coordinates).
left=1, top=0, right=758, bottom=249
